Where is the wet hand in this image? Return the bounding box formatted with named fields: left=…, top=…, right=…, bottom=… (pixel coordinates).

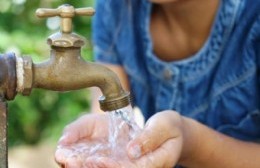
left=57, top=113, right=110, bottom=146
left=55, top=113, right=111, bottom=167
left=55, top=112, right=135, bottom=168
left=86, top=111, right=184, bottom=168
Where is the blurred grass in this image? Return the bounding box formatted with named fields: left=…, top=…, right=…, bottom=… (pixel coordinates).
left=0, top=0, right=94, bottom=146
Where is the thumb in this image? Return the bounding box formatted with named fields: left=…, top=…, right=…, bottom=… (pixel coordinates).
left=127, top=112, right=182, bottom=159
left=58, top=132, right=77, bottom=146
left=58, top=114, right=96, bottom=145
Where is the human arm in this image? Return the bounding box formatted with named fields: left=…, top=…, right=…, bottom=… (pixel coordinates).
left=55, top=111, right=181, bottom=168
left=55, top=110, right=260, bottom=168
left=126, top=111, right=260, bottom=168
left=180, top=117, right=260, bottom=168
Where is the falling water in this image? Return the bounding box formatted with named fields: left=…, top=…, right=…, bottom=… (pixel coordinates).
left=108, top=105, right=141, bottom=159
left=56, top=105, right=142, bottom=167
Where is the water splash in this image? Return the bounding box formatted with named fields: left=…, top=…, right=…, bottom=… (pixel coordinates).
left=108, top=105, right=141, bottom=159
left=56, top=105, right=142, bottom=167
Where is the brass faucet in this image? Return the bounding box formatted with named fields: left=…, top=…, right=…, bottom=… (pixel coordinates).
left=16, top=4, right=131, bottom=111
left=0, top=5, right=131, bottom=167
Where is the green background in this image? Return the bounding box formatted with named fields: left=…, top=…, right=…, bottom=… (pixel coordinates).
left=0, top=0, right=94, bottom=146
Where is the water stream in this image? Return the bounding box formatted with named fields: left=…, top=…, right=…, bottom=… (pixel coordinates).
left=56, top=105, right=142, bottom=167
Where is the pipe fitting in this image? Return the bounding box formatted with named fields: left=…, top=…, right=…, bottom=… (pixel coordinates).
left=99, top=92, right=131, bottom=112
left=16, top=56, right=33, bottom=96
left=0, top=53, right=17, bottom=100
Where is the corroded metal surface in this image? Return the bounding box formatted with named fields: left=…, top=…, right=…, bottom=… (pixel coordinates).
left=0, top=53, right=17, bottom=100
left=0, top=53, right=15, bottom=168
left=0, top=100, right=8, bottom=168
left=0, top=53, right=17, bottom=168
left=21, top=56, right=33, bottom=96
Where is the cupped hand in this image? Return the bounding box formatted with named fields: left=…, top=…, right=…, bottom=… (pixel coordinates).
left=55, top=112, right=134, bottom=167
left=55, top=113, right=111, bottom=167
left=57, top=113, right=110, bottom=146
left=85, top=111, right=184, bottom=168
left=55, top=111, right=184, bottom=168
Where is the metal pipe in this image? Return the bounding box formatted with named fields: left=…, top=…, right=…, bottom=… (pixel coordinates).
left=0, top=53, right=17, bottom=168
left=0, top=98, right=8, bottom=168
left=0, top=53, right=17, bottom=100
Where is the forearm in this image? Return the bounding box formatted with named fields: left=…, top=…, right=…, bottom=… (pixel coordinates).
left=180, top=117, right=260, bottom=168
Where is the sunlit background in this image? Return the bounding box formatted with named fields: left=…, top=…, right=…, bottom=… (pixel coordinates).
left=0, top=0, right=94, bottom=167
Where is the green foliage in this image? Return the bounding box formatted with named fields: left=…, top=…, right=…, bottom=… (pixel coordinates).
left=0, top=0, right=95, bottom=146
left=8, top=90, right=90, bottom=146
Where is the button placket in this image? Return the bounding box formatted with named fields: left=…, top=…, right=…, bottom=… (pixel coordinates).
left=163, top=68, right=174, bottom=81
left=162, top=66, right=180, bottom=82
left=155, top=66, right=181, bottom=111
left=169, top=67, right=181, bottom=111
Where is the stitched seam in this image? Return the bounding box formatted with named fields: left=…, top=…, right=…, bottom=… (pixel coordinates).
left=217, top=109, right=260, bottom=131
left=189, top=67, right=256, bottom=116
left=213, top=66, right=256, bottom=97
left=188, top=103, right=210, bottom=118
left=182, top=0, right=241, bottom=82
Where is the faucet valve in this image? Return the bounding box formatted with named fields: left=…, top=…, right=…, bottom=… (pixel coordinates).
left=36, top=4, right=95, bottom=34
left=33, top=4, right=131, bottom=112
left=36, top=4, right=95, bottom=48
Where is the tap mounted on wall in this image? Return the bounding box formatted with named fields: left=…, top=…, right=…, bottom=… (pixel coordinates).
left=15, top=4, right=131, bottom=111
left=0, top=4, right=131, bottom=168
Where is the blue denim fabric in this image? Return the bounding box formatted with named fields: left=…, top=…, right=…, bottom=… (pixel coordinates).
left=93, top=0, right=260, bottom=142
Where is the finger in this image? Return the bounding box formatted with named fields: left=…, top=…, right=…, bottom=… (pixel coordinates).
left=85, top=157, right=121, bottom=168
left=84, top=161, right=100, bottom=168
left=59, top=114, right=108, bottom=145
left=135, top=137, right=182, bottom=168
left=55, top=148, right=73, bottom=164
left=55, top=148, right=83, bottom=168
left=127, top=112, right=181, bottom=159
left=58, top=114, right=94, bottom=145
left=64, top=157, right=83, bottom=168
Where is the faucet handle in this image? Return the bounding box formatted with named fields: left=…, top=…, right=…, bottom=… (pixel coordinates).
left=36, top=4, right=95, bottom=33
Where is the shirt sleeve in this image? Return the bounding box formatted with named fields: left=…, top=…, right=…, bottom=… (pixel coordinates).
left=92, top=0, right=121, bottom=65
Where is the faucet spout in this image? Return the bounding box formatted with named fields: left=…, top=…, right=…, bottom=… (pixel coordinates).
left=28, top=47, right=130, bottom=111
left=15, top=4, right=131, bottom=111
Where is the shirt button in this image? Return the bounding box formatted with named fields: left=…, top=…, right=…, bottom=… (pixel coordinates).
left=163, top=68, right=173, bottom=80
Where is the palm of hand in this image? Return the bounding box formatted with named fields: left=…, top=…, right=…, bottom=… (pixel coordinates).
left=55, top=112, right=183, bottom=168
left=55, top=114, right=137, bottom=167
left=85, top=136, right=181, bottom=168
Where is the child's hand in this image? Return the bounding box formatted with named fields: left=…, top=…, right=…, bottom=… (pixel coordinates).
left=55, top=111, right=185, bottom=168
left=126, top=111, right=184, bottom=167
left=55, top=113, right=111, bottom=167
left=84, top=111, right=185, bottom=168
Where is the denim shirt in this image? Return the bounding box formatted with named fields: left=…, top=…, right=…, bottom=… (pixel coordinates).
left=93, top=0, right=260, bottom=141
